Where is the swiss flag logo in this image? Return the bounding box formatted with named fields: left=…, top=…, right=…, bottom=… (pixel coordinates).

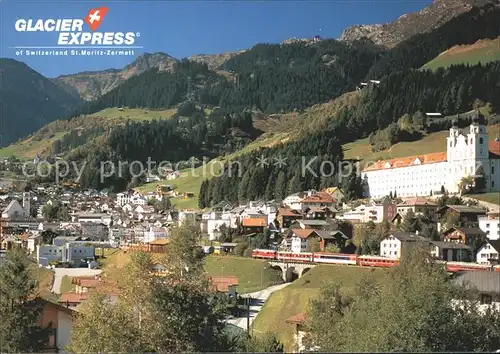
left=84, top=7, right=109, bottom=31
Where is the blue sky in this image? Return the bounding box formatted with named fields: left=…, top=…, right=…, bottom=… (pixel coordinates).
left=1, top=0, right=433, bottom=78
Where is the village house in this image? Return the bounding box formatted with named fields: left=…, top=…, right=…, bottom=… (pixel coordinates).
left=428, top=240, right=471, bottom=262
left=72, top=276, right=101, bottom=293
left=442, top=226, right=486, bottom=247
left=478, top=212, right=500, bottom=240
left=476, top=240, right=500, bottom=264
left=303, top=206, right=335, bottom=220
left=321, top=187, right=345, bottom=203
left=58, top=292, right=89, bottom=310
left=379, top=232, right=428, bottom=259
left=396, top=197, right=438, bottom=217
left=241, top=217, right=267, bottom=234
left=437, top=205, right=487, bottom=229
left=38, top=298, right=75, bottom=353
left=36, top=241, right=95, bottom=266
left=275, top=208, right=303, bottom=231
left=287, top=228, right=347, bottom=253
left=71, top=212, right=112, bottom=226
left=453, top=272, right=500, bottom=313
left=206, top=219, right=231, bottom=241
left=340, top=199, right=397, bottom=224
left=143, top=226, right=168, bottom=243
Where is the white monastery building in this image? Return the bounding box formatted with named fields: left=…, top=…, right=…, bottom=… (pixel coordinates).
left=362, top=114, right=500, bottom=198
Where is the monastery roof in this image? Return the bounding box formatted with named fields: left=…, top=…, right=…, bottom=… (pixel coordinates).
left=364, top=138, right=500, bottom=172
left=363, top=152, right=447, bottom=172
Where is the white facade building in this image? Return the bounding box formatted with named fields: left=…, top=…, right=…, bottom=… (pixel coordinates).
left=206, top=219, right=231, bottom=241
left=379, top=234, right=402, bottom=259
left=178, top=211, right=197, bottom=226
left=362, top=116, right=500, bottom=198
left=476, top=240, right=500, bottom=264
left=71, top=212, right=112, bottom=226
left=143, top=227, right=168, bottom=243
left=36, top=243, right=95, bottom=266
left=478, top=213, right=500, bottom=240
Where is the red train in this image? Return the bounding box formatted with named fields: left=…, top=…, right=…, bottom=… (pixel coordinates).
left=252, top=249, right=500, bottom=273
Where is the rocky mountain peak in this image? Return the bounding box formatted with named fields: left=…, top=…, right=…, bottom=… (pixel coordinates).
left=339, top=0, right=493, bottom=47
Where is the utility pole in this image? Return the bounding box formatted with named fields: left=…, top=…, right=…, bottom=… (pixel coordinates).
left=246, top=297, right=251, bottom=337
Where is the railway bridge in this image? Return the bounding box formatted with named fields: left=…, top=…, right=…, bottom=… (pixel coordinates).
left=268, top=260, right=316, bottom=282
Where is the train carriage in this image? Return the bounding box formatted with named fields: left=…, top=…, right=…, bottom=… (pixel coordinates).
left=445, top=261, right=492, bottom=273
left=358, top=255, right=399, bottom=268
left=252, top=249, right=277, bottom=259
left=276, top=251, right=313, bottom=262
left=313, top=252, right=358, bottom=265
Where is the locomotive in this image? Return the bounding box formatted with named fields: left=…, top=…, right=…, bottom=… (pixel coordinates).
left=251, top=249, right=500, bottom=273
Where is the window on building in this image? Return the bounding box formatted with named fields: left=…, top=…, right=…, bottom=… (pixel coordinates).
left=479, top=137, right=484, bottom=144
left=492, top=166, right=495, bottom=174
left=480, top=294, right=492, bottom=305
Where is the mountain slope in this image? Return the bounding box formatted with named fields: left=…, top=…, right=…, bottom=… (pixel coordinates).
left=421, top=37, right=500, bottom=71
left=188, top=50, right=246, bottom=71
left=339, top=0, right=492, bottom=48
left=53, top=52, right=178, bottom=101
left=0, top=58, right=83, bottom=147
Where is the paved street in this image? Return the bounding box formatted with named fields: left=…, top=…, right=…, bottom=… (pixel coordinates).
left=51, top=268, right=102, bottom=294
left=226, top=282, right=290, bottom=330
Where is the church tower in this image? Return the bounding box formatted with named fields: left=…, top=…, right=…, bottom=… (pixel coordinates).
left=22, top=192, right=30, bottom=218
left=446, top=118, right=460, bottom=162
left=467, top=110, right=489, bottom=161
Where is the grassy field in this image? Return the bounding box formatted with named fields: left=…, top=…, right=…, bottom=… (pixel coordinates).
left=252, top=265, right=388, bottom=351
left=467, top=192, right=500, bottom=206
left=0, top=131, right=67, bottom=160
left=98, top=250, right=283, bottom=294
left=422, top=37, right=500, bottom=71
left=89, top=107, right=177, bottom=121
left=204, top=255, right=283, bottom=294
left=60, top=275, right=75, bottom=293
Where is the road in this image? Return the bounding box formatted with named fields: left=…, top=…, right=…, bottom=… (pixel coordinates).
left=226, top=282, right=290, bottom=330
left=51, top=268, right=102, bottom=294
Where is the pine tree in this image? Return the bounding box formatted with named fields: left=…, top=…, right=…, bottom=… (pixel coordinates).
left=238, top=170, right=252, bottom=202
left=198, top=180, right=208, bottom=209
left=274, top=171, right=287, bottom=201
left=400, top=209, right=419, bottom=233
left=0, top=247, right=50, bottom=352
